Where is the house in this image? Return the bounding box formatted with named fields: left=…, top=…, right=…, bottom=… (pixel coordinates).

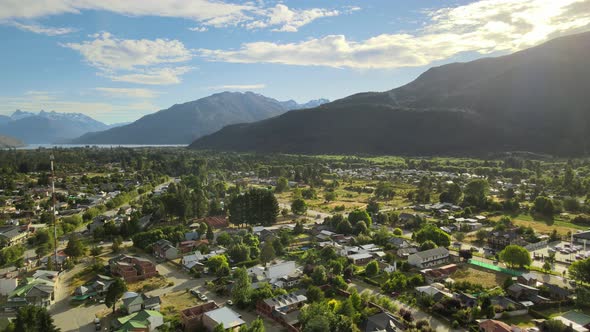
left=109, top=255, right=158, bottom=282
left=397, top=247, right=418, bottom=258
left=408, top=247, right=450, bottom=268
left=415, top=285, right=452, bottom=302
left=257, top=293, right=307, bottom=328
left=363, top=312, right=404, bottom=332
left=348, top=253, right=374, bottom=266
left=517, top=273, right=538, bottom=286
left=248, top=261, right=301, bottom=288
left=114, top=310, right=164, bottom=332
left=541, top=282, right=572, bottom=300
left=379, top=261, right=396, bottom=273
left=202, top=307, right=245, bottom=331
left=0, top=278, right=18, bottom=296
left=454, top=292, right=477, bottom=308
left=182, top=252, right=206, bottom=270
left=488, top=229, right=528, bottom=250
left=388, top=237, right=411, bottom=248
left=40, top=250, right=69, bottom=268
left=478, top=319, right=518, bottom=332
left=420, top=264, right=458, bottom=282
left=573, top=231, right=590, bottom=245
left=0, top=225, right=27, bottom=246
left=10, top=276, right=55, bottom=308
left=200, top=216, right=229, bottom=229
left=554, top=311, right=590, bottom=332
left=506, top=283, right=546, bottom=303
left=181, top=302, right=220, bottom=332
left=152, top=239, right=179, bottom=260
left=121, top=292, right=162, bottom=314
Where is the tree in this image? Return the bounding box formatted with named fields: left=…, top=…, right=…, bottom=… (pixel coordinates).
left=569, top=258, right=590, bottom=283
left=348, top=209, right=372, bottom=227
left=454, top=232, right=465, bottom=242
left=241, top=317, right=265, bottom=332
left=232, top=267, right=251, bottom=306
left=228, top=188, right=279, bottom=227
left=414, top=224, right=451, bottom=247
left=353, top=221, right=368, bottom=235
left=393, top=228, right=403, bottom=236
left=64, top=234, right=85, bottom=258
left=533, top=196, right=555, bottom=216
left=419, top=240, right=437, bottom=251
left=439, top=182, right=462, bottom=204
left=499, top=245, right=531, bottom=268
left=543, top=261, right=551, bottom=273
left=463, top=179, right=489, bottom=208
left=207, top=255, right=230, bottom=277
left=311, top=266, right=327, bottom=285
left=365, top=260, right=379, bottom=277
left=112, top=236, right=123, bottom=253
left=306, top=285, right=324, bottom=303
left=260, top=241, right=276, bottom=265
left=90, top=246, right=102, bottom=257
left=366, top=199, right=380, bottom=214
left=375, top=182, right=395, bottom=199
left=213, top=323, right=225, bottom=332
left=13, top=305, right=60, bottom=332
left=324, top=191, right=337, bottom=202
left=275, top=177, right=289, bottom=193
left=206, top=223, right=214, bottom=241
left=105, top=278, right=127, bottom=313
left=475, top=229, right=489, bottom=242
left=291, top=199, right=308, bottom=215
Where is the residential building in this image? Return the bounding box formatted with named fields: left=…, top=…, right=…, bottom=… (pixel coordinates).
left=478, top=319, right=518, bottom=332
left=348, top=253, right=374, bottom=265
left=152, top=239, right=179, bottom=260
left=0, top=225, right=27, bottom=246
left=181, top=302, right=219, bottom=332
left=114, top=310, right=164, bottom=332
left=202, top=307, right=245, bottom=331
left=487, top=229, right=528, bottom=250
left=363, top=312, right=404, bottom=332
left=109, top=255, right=158, bottom=282
left=408, top=247, right=450, bottom=268
left=257, top=293, right=307, bottom=328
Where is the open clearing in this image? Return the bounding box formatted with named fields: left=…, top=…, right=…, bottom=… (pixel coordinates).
left=450, top=265, right=508, bottom=288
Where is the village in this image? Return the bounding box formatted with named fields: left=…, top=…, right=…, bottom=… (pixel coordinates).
left=0, top=150, right=589, bottom=332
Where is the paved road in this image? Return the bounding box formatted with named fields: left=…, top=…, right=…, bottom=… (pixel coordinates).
left=349, top=279, right=465, bottom=332
left=50, top=262, right=109, bottom=332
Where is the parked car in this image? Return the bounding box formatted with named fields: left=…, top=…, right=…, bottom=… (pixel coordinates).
left=198, top=293, right=208, bottom=301
left=227, top=300, right=233, bottom=306
left=190, top=289, right=201, bottom=297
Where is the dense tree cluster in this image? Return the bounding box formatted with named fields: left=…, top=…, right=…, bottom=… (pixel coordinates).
left=228, top=188, right=279, bottom=227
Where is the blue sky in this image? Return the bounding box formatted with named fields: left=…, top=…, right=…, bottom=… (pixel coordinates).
left=0, top=0, right=589, bottom=124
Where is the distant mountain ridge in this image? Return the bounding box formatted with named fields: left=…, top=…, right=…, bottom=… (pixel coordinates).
left=279, top=98, right=330, bottom=110
left=191, top=31, right=590, bottom=156
left=0, top=110, right=111, bottom=143
left=71, top=92, right=329, bottom=145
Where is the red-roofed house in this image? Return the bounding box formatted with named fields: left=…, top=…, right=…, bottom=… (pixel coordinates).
left=478, top=319, right=517, bottom=332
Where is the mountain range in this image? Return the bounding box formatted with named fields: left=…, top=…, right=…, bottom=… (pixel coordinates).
left=70, top=92, right=329, bottom=145
left=191, top=31, right=590, bottom=156
left=0, top=110, right=116, bottom=144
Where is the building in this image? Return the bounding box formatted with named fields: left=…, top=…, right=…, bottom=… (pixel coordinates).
left=121, top=292, right=161, bottom=314
left=487, top=229, right=528, bottom=250
left=9, top=273, right=57, bottom=308
left=0, top=225, right=27, bottom=246
left=199, top=216, right=229, bottom=229
left=478, top=319, right=518, bottom=332
left=408, top=247, right=450, bottom=268
left=180, top=302, right=219, bottom=332
left=348, top=253, right=374, bottom=266
left=573, top=231, right=590, bottom=245
left=554, top=311, right=590, bottom=332
left=109, top=255, right=158, bottom=283
left=152, top=239, right=179, bottom=260
left=363, top=312, right=404, bottom=332
left=257, top=293, right=307, bottom=329
left=415, top=285, right=452, bottom=302
left=202, top=307, right=245, bottom=331
left=114, top=310, right=164, bottom=332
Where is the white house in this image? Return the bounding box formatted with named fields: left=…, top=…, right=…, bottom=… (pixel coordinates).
left=182, top=252, right=205, bottom=270
left=408, top=247, right=450, bottom=268
left=0, top=278, right=18, bottom=296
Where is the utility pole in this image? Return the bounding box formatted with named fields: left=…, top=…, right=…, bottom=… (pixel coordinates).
left=51, top=154, right=58, bottom=271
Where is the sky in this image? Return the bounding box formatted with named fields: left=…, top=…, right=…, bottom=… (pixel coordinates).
left=1, top=0, right=589, bottom=124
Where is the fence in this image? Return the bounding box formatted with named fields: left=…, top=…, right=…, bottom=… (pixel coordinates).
left=468, top=259, right=523, bottom=276
left=524, top=240, right=549, bottom=252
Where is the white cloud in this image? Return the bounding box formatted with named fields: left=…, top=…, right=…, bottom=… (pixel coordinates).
left=246, top=4, right=341, bottom=32
left=63, top=33, right=194, bottom=85
left=63, top=32, right=192, bottom=71
left=0, top=0, right=344, bottom=31
left=5, top=21, right=75, bottom=35
left=94, top=87, right=160, bottom=98
left=107, top=67, right=194, bottom=85
left=208, top=84, right=266, bottom=90
left=189, top=26, right=208, bottom=32
left=200, top=0, right=590, bottom=69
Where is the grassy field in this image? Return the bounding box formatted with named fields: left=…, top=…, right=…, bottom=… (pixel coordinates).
left=127, top=275, right=171, bottom=293
left=160, top=290, right=204, bottom=316
left=500, top=314, right=536, bottom=327
left=450, top=265, right=508, bottom=288
left=537, top=306, right=590, bottom=318
left=490, top=213, right=586, bottom=235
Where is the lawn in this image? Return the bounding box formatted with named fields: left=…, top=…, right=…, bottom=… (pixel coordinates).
left=537, top=306, right=590, bottom=318
left=500, top=314, right=536, bottom=327
left=160, top=290, right=204, bottom=316
left=127, top=275, right=171, bottom=293
left=491, top=213, right=586, bottom=235
left=450, top=265, right=508, bottom=288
